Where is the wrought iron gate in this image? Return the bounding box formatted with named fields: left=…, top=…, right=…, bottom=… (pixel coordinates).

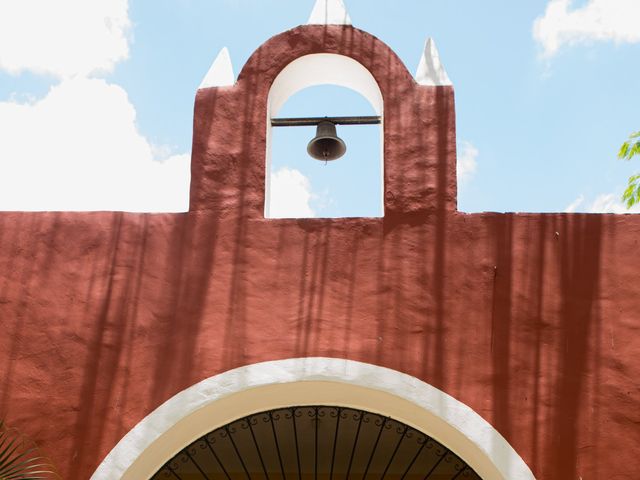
left=153, top=406, right=482, bottom=480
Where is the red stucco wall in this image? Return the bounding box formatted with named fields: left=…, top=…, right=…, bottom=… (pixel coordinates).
left=1, top=26, right=639, bottom=479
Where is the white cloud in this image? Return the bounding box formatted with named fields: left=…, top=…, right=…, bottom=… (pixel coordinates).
left=564, top=194, right=585, bottom=212
left=268, top=167, right=316, bottom=218
left=0, top=0, right=130, bottom=78
left=0, top=1, right=189, bottom=212
left=457, top=141, right=478, bottom=184
left=534, top=0, right=640, bottom=58
left=0, top=78, right=190, bottom=212
left=589, top=193, right=640, bottom=213
left=564, top=193, right=640, bottom=213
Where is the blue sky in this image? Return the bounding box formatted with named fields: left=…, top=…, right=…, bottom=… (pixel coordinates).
left=0, top=0, right=639, bottom=215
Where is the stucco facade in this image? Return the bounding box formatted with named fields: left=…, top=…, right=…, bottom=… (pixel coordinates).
left=1, top=22, right=639, bottom=479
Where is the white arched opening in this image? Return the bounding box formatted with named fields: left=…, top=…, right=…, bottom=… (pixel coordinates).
left=265, top=54, right=384, bottom=218
left=92, top=358, right=536, bottom=480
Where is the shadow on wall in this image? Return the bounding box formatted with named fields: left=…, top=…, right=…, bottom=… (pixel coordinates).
left=0, top=23, right=621, bottom=480
left=487, top=213, right=606, bottom=479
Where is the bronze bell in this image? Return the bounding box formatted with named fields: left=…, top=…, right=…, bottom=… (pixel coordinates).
left=307, top=120, right=347, bottom=161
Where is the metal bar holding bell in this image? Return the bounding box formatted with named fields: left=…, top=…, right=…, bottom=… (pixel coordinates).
left=271, top=116, right=381, bottom=127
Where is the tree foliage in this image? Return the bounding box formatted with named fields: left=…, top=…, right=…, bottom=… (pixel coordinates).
left=0, top=421, right=59, bottom=480
left=619, top=131, right=640, bottom=208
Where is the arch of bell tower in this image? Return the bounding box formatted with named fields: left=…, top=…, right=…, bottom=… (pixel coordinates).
left=189, top=1, right=458, bottom=218
left=265, top=53, right=384, bottom=217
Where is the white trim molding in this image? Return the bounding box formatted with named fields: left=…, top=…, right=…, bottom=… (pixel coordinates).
left=92, top=358, right=536, bottom=480
left=198, top=47, right=235, bottom=89
left=415, top=38, right=452, bottom=87
left=267, top=54, right=382, bottom=118
left=307, top=0, right=352, bottom=26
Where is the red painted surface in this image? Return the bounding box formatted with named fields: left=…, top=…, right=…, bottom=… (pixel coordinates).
left=1, top=25, right=639, bottom=479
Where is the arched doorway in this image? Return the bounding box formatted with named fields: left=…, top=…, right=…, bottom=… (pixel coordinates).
left=92, top=359, right=535, bottom=480
left=153, top=405, right=481, bottom=479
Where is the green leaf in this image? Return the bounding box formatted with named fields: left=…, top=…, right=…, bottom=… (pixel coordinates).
left=617, top=131, right=640, bottom=161
left=617, top=131, right=640, bottom=209
left=628, top=174, right=640, bottom=183
left=0, top=421, right=59, bottom=480
left=618, top=141, right=630, bottom=160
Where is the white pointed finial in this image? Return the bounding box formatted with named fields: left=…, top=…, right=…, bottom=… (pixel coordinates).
left=415, top=38, right=452, bottom=86
left=308, top=0, right=352, bottom=25
left=198, top=47, right=235, bottom=90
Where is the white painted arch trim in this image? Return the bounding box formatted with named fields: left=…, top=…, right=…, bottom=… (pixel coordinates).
left=92, top=358, right=536, bottom=480
left=267, top=54, right=383, bottom=117
left=264, top=53, right=384, bottom=218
